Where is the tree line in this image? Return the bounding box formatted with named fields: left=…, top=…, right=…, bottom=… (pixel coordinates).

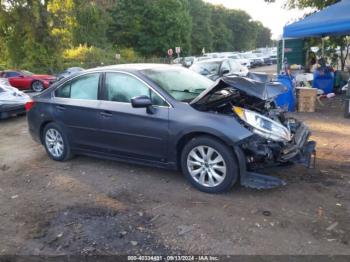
left=0, top=0, right=273, bottom=73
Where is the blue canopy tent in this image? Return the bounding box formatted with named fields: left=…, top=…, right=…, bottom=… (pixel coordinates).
left=275, top=0, right=350, bottom=109
left=283, top=0, right=350, bottom=39
left=281, top=0, right=350, bottom=63
left=279, top=0, right=350, bottom=96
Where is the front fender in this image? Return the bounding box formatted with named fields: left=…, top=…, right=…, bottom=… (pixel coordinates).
left=168, top=106, right=253, bottom=164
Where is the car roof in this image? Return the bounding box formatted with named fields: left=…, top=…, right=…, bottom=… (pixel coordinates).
left=2, top=70, right=19, bottom=73
left=67, top=67, right=84, bottom=70
left=85, top=63, right=177, bottom=73
left=193, top=58, right=229, bottom=64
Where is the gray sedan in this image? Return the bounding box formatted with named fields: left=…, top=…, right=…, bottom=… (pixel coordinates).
left=26, top=64, right=315, bottom=193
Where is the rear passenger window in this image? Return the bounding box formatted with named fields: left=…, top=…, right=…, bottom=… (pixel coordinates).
left=55, top=73, right=100, bottom=100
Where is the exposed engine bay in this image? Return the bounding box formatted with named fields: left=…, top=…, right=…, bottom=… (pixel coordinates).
left=191, top=76, right=316, bottom=173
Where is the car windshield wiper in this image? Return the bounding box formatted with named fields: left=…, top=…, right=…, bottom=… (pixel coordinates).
left=170, top=89, right=204, bottom=94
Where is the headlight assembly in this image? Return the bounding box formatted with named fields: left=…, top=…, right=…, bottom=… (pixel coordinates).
left=233, top=106, right=291, bottom=142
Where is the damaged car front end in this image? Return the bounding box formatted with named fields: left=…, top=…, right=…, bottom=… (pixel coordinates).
left=191, top=76, right=316, bottom=189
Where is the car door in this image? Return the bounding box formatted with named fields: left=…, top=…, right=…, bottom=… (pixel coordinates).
left=53, top=72, right=104, bottom=152
left=6, top=72, right=26, bottom=89
left=98, top=72, right=170, bottom=163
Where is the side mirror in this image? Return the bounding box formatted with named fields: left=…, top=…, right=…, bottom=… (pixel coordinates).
left=221, top=69, right=230, bottom=76
left=18, top=75, right=24, bottom=78
left=131, top=95, right=155, bottom=114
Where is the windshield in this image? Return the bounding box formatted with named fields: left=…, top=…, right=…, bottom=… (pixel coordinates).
left=190, top=62, right=221, bottom=76
left=141, top=68, right=213, bottom=102
left=243, top=54, right=254, bottom=59
left=20, top=70, right=34, bottom=76
left=229, top=55, right=240, bottom=59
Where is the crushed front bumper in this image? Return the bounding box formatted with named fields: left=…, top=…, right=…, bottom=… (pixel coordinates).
left=235, top=122, right=317, bottom=189
left=280, top=123, right=316, bottom=168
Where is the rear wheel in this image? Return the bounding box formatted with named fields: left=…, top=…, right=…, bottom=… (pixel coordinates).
left=31, top=81, right=44, bottom=92
left=181, top=136, right=238, bottom=193
left=43, top=123, right=72, bottom=161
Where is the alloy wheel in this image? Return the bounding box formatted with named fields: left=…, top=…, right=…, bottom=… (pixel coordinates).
left=45, top=128, right=64, bottom=158
left=32, top=81, right=44, bottom=92
left=187, top=145, right=227, bottom=188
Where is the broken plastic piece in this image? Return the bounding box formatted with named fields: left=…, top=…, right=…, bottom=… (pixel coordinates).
left=298, top=141, right=317, bottom=168
left=241, top=172, right=287, bottom=190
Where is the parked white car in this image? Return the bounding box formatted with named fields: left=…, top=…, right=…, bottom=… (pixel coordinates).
left=218, top=52, right=251, bottom=68
left=203, top=52, right=221, bottom=59
left=0, top=78, right=30, bottom=119
left=190, top=58, right=248, bottom=81
left=241, top=53, right=264, bottom=67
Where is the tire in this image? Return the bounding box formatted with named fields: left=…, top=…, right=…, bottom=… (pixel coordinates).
left=31, top=80, right=44, bottom=92
left=181, top=136, right=238, bottom=193
left=42, top=123, right=73, bottom=161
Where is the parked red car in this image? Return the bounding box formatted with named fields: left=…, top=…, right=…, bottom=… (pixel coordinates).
left=0, top=70, right=56, bottom=92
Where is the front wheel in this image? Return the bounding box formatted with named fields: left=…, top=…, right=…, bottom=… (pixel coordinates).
left=43, top=123, right=73, bottom=161
left=31, top=80, right=44, bottom=92
left=181, top=136, right=238, bottom=193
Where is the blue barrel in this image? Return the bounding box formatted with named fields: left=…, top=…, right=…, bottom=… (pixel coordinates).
left=276, top=74, right=296, bottom=112
left=313, top=70, right=334, bottom=94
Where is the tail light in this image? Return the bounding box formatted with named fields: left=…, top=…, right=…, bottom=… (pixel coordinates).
left=25, top=100, right=36, bottom=112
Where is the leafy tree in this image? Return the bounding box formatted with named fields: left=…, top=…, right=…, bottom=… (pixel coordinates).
left=107, top=0, right=145, bottom=51
left=188, top=0, right=213, bottom=55
left=108, top=0, right=191, bottom=56
left=0, top=0, right=273, bottom=72
left=72, top=1, right=109, bottom=48
left=255, top=22, right=272, bottom=48
left=227, top=9, right=258, bottom=51
left=48, top=0, right=75, bottom=49
left=209, top=5, right=233, bottom=52
left=0, top=0, right=62, bottom=72
left=266, top=0, right=340, bottom=9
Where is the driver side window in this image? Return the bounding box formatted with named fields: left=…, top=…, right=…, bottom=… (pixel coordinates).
left=6, top=72, right=21, bottom=77
left=104, top=72, right=168, bottom=107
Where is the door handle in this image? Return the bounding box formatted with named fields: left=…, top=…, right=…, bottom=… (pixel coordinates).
left=100, top=111, right=112, bottom=118
left=56, top=105, right=66, bottom=111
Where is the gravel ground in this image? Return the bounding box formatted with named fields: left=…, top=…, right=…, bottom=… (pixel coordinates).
left=0, top=76, right=349, bottom=255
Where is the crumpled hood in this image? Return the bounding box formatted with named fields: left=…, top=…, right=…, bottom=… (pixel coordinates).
left=190, top=76, right=287, bottom=105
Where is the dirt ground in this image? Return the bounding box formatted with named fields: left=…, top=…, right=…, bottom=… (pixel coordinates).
left=0, top=88, right=349, bottom=255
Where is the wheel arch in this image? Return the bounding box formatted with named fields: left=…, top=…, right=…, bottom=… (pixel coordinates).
left=39, top=120, right=54, bottom=144
left=176, top=131, right=232, bottom=170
